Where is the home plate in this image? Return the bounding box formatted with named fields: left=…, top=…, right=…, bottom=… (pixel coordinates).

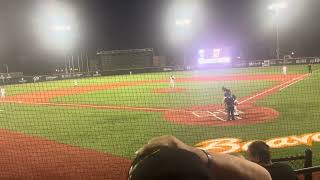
left=192, top=111, right=215, bottom=118
left=192, top=111, right=227, bottom=121
left=192, top=109, right=245, bottom=121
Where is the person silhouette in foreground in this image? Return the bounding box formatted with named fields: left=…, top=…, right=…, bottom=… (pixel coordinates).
left=128, top=135, right=271, bottom=180
left=247, top=141, right=297, bottom=180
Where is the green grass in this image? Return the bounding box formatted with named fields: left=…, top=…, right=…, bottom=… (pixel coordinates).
left=51, top=81, right=276, bottom=108
left=0, top=64, right=320, bottom=168
left=6, top=64, right=317, bottom=96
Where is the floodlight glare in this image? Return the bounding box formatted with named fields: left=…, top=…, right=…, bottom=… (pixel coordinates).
left=175, top=19, right=192, bottom=26
left=52, top=25, right=71, bottom=32
left=268, top=1, right=288, bottom=60
left=183, top=19, right=192, bottom=25
left=175, top=20, right=182, bottom=25
left=268, top=1, right=288, bottom=11
left=198, top=57, right=231, bottom=65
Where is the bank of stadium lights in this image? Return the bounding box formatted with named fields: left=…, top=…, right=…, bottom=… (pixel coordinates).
left=268, top=1, right=288, bottom=11
left=175, top=19, right=192, bottom=26
left=50, top=24, right=73, bottom=73
left=175, top=18, right=192, bottom=66
left=52, top=25, right=71, bottom=32
left=268, top=1, right=288, bottom=60
left=34, top=1, right=77, bottom=74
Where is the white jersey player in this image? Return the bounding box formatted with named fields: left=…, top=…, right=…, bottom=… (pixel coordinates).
left=33, top=76, right=40, bottom=83
left=74, top=80, right=78, bottom=86
left=282, top=66, right=287, bottom=75
left=234, top=97, right=239, bottom=116
left=0, top=87, right=5, bottom=98
left=169, top=76, right=176, bottom=88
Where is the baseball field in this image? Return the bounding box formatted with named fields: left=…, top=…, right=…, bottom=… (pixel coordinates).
left=0, top=64, right=319, bottom=179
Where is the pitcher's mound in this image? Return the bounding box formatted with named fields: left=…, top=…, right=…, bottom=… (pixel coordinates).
left=153, top=88, right=187, bottom=94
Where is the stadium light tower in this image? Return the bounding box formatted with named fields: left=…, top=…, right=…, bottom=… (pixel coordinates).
left=175, top=18, right=192, bottom=66
left=3, top=64, right=8, bottom=73
left=34, top=1, right=77, bottom=74
left=175, top=19, right=192, bottom=26
left=51, top=24, right=73, bottom=73
left=268, top=1, right=288, bottom=60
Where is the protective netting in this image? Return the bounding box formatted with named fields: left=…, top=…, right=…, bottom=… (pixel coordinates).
left=0, top=64, right=319, bottom=179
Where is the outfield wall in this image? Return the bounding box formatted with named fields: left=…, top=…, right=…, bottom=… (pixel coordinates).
left=234, top=57, right=320, bottom=68
left=1, top=57, right=319, bottom=85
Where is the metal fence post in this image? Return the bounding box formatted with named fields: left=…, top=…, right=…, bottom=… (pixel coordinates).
left=304, top=149, right=312, bottom=180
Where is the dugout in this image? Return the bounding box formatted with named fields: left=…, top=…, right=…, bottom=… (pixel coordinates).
left=97, top=48, right=154, bottom=72
left=0, top=72, right=24, bottom=85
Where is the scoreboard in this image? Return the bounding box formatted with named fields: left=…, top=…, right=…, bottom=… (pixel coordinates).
left=198, top=48, right=231, bottom=65
left=98, top=48, right=154, bottom=71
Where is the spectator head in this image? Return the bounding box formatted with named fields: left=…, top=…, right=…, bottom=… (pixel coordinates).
left=128, top=146, right=214, bottom=180
left=247, top=141, right=272, bottom=165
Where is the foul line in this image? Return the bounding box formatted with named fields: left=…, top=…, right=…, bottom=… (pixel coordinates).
left=192, top=111, right=202, bottom=118
left=212, top=114, right=227, bottom=122
left=217, top=109, right=227, bottom=115
left=0, top=100, right=194, bottom=113
left=279, top=74, right=309, bottom=91
left=238, top=74, right=309, bottom=105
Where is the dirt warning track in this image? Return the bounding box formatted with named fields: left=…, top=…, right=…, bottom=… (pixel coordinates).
left=0, top=129, right=131, bottom=179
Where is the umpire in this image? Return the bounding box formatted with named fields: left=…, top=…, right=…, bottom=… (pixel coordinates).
left=308, top=64, right=312, bottom=74
left=224, top=94, right=236, bottom=121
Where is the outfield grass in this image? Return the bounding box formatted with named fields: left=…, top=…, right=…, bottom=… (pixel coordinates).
left=6, top=64, right=316, bottom=96
left=51, top=81, right=276, bottom=108
left=0, top=64, right=320, bottom=169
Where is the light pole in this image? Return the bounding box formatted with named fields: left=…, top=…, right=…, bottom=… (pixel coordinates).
left=175, top=19, right=192, bottom=66
left=268, top=1, right=287, bottom=60
left=3, top=64, right=8, bottom=73
left=71, top=55, right=75, bottom=73
left=86, top=52, right=90, bottom=73
left=77, top=55, right=80, bottom=72
left=64, top=54, right=68, bottom=73
left=80, top=52, right=84, bottom=73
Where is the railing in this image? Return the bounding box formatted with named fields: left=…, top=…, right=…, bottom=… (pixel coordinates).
left=295, top=166, right=320, bottom=180
left=272, top=149, right=318, bottom=180
left=273, top=149, right=312, bottom=169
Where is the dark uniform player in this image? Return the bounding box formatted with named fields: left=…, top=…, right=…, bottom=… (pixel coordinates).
left=224, top=94, right=236, bottom=120
left=308, top=64, right=312, bottom=74
left=222, top=87, right=231, bottom=97
left=222, top=87, right=231, bottom=112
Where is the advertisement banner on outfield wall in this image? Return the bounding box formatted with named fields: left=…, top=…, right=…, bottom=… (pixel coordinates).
left=309, top=58, right=320, bottom=64
left=2, top=57, right=320, bottom=85
left=239, top=57, right=320, bottom=68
